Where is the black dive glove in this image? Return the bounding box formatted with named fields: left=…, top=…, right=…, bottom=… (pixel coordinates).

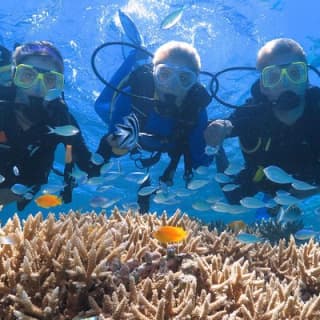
left=16, top=185, right=41, bottom=211
left=97, top=134, right=113, bottom=162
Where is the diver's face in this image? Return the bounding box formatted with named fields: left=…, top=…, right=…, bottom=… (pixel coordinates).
left=153, top=58, right=197, bottom=99
left=14, top=56, right=62, bottom=100
left=259, top=52, right=308, bottom=102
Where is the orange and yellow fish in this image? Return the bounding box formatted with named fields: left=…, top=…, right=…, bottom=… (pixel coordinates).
left=152, top=226, right=188, bottom=244
left=35, top=194, right=62, bottom=208
left=228, top=220, right=247, bottom=233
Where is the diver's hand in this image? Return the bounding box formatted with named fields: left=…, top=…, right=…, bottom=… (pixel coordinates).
left=16, top=185, right=41, bottom=211
left=204, top=120, right=233, bottom=147
left=107, top=134, right=130, bottom=155
left=107, top=134, right=128, bottom=149
left=96, top=133, right=130, bottom=159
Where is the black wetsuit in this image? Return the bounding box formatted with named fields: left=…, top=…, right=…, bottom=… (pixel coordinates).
left=225, top=85, right=320, bottom=203
left=0, top=85, right=15, bottom=101
left=0, top=98, right=100, bottom=206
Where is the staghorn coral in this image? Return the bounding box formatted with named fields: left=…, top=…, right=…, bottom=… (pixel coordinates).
left=0, top=209, right=319, bottom=319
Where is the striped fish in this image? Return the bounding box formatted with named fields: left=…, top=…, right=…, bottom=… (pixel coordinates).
left=114, top=113, right=140, bottom=150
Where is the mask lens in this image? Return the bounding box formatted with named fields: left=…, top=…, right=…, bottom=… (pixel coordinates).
left=179, top=71, right=196, bottom=88
left=155, top=65, right=174, bottom=83
left=154, top=64, right=197, bottom=89
left=262, top=62, right=307, bottom=88
left=43, top=71, right=64, bottom=90
left=14, top=64, right=38, bottom=88
left=262, top=65, right=282, bottom=88
left=14, top=64, right=64, bottom=90
left=287, top=62, right=307, bottom=83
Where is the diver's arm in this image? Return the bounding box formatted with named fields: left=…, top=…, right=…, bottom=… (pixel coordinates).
left=108, top=92, right=132, bottom=132
left=204, top=119, right=233, bottom=147
left=205, top=106, right=260, bottom=146
left=189, top=109, right=214, bottom=168
left=55, top=107, right=101, bottom=177
left=94, top=50, right=138, bottom=123
left=97, top=92, right=133, bottom=161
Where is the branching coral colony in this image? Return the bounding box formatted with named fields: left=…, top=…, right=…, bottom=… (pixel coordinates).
left=0, top=209, right=320, bottom=319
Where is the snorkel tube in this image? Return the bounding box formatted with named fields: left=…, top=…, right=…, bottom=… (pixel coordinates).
left=90, top=41, right=218, bottom=100
left=210, top=65, right=320, bottom=109
left=91, top=42, right=155, bottom=102
left=209, top=66, right=256, bottom=109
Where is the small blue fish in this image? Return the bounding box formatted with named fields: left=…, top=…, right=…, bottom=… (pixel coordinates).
left=0, top=174, right=5, bottom=184
left=192, top=200, right=211, bottom=211
left=42, top=184, right=65, bottom=194
left=214, top=173, right=233, bottom=184
left=294, top=229, right=319, bottom=241
left=222, top=184, right=239, bottom=192
left=240, top=196, right=266, bottom=209
left=195, top=165, right=209, bottom=175
left=160, top=5, right=187, bottom=30
left=153, top=190, right=176, bottom=204
left=263, top=165, right=294, bottom=184
left=274, top=194, right=299, bottom=206
left=96, top=185, right=113, bottom=193
left=91, top=153, right=104, bottom=166
left=87, top=176, right=105, bottom=186
left=125, top=172, right=149, bottom=184
left=23, top=192, right=34, bottom=200
left=13, top=166, right=20, bottom=176
left=90, top=196, right=110, bottom=208
left=122, top=202, right=140, bottom=211
left=103, top=171, right=122, bottom=181
left=291, top=179, right=317, bottom=191
left=187, top=179, right=209, bottom=190
left=118, top=10, right=143, bottom=46
left=48, top=125, right=79, bottom=137
left=224, top=163, right=244, bottom=176
left=10, top=183, right=31, bottom=195
left=100, top=162, right=113, bottom=175
left=211, top=201, right=248, bottom=214
left=236, top=232, right=263, bottom=244
left=138, top=185, right=159, bottom=196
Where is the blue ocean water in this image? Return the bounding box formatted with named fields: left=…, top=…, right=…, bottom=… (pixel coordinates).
left=1, top=0, right=320, bottom=227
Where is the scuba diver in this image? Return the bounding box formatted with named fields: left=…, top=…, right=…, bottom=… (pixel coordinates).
left=95, top=40, right=216, bottom=213
left=0, top=45, right=16, bottom=100
left=0, top=41, right=101, bottom=210
left=205, top=38, right=320, bottom=204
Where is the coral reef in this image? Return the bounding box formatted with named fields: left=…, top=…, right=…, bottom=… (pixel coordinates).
left=0, top=208, right=320, bottom=319
left=250, top=217, right=304, bottom=245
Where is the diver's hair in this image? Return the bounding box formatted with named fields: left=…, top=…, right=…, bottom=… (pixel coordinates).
left=153, top=41, right=201, bottom=73
left=256, top=38, right=306, bottom=70
left=13, top=41, right=64, bottom=73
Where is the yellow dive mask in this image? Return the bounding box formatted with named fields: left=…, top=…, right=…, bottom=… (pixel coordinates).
left=261, top=61, right=307, bottom=88
left=13, top=63, right=64, bottom=91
